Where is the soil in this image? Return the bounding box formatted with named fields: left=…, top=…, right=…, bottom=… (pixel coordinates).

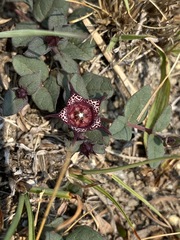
left=0, top=1, right=180, bottom=240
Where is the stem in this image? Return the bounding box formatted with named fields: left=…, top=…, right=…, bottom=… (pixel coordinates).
left=4, top=194, right=25, bottom=240
left=36, top=150, right=73, bottom=240
left=24, top=194, right=35, bottom=240
left=127, top=122, right=152, bottom=134
left=80, top=155, right=180, bottom=175
left=29, top=187, right=71, bottom=199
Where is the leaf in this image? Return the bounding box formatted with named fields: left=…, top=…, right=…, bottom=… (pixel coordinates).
left=54, top=52, right=79, bottom=73
left=109, top=116, right=132, bottom=141
left=120, top=34, right=153, bottom=41
left=62, top=38, right=95, bottom=61
left=19, top=72, right=42, bottom=95
left=68, top=6, right=92, bottom=22
left=153, top=105, right=172, bottom=132
left=44, top=75, right=60, bottom=109
left=144, top=51, right=170, bottom=144
left=33, top=0, right=69, bottom=22
left=25, top=37, right=49, bottom=58
left=48, top=9, right=67, bottom=30
left=0, top=29, right=85, bottom=39
left=65, top=226, right=104, bottom=240
left=12, top=22, right=37, bottom=47
left=2, top=90, right=28, bottom=116
left=42, top=217, right=64, bottom=240
left=13, top=55, right=49, bottom=80
left=43, top=231, right=64, bottom=240
left=46, top=217, right=64, bottom=228
left=93, top=144, right=105, bottom=154
left=82, top=72, right=114, bottom=98
left=85, top=130, right=104, bottom=144
left=124, top=85, right=151, bottom=124
left=147, top=135, right=165, bottom=168
left=70, top=74, right=88, bottom=99
left=32, top=87, right=55, bottom=112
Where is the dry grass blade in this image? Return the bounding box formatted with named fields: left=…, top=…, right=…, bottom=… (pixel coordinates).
left=83, top=17, right=137, bottom=97
left=142, top=231, right=180, bottom=240
left=140, top=207, right=172, bottom=229
left=148, top=0, right=167, bottom=20
left=36, top=150, right=73, bottom=240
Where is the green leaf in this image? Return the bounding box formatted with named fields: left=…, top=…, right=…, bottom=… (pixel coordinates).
left=70, top=74, right=88, bottom=99
left=33, top=0, right=69, bottom=22
left=82, top=72, right=114, bottom=98
left=68, top=6, right=92, bottom=22
left=48, top=9, right=67, bottom=30
left=3, top=195, right=25, bottom=240
left=42, top=217, right=64, bottom=240
left=13, top=55, right=49, bottom=80
left=46, top=217, right=64, bottom=228
left=123, top=0, right=131, bottom=15
left=25, top=37, right=49, bottom=58
left=2, top=90, right=28, bottom=116
left=32, top=87, right=54, bottom=112
left=43, top=231, right=63, bottom=240
left=93, top=144, right=105, bottom=154
left=19, top=72, right=42, bottom=95
left=62, top=38, right=95, bottom=61
left=124, top=85, right=151, bottom=124
left=109, top=116, right=132, bottom=141
left=65, top=226, right=104, bottom=240
left=54, top=52, right=79, bottom=73
left=120, top=34, right=153, bottom=41
left=144, top=51, right=170, bottom=141
left=44, top=75, right=60, bottom=110
left=147, top=135, right=165, bottom=168
left=153, top=105, right=172, bottom=132
left=85, top=130, right=104, bottom=144
left=12, top=22, right=37, bottom=47
left=0, top=29, right=85, bottom=39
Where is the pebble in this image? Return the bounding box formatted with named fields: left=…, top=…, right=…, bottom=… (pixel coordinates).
left=168, top=215, right=180, bottom=227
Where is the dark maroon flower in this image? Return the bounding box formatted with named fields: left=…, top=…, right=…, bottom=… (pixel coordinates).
left=16, top=87, right=28, bottom=99
left=79, top=141, right=95, bottom=158
left=47, top=83, right=109, bottom=134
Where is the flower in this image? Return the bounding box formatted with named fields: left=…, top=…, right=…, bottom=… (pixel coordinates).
left=47, top=82, right=109, bottom=134
left=16, top=87, right=28, bottom=99
left=79, top=141, right=95, bottom=158
left=45, top=36, right=61, bottom=47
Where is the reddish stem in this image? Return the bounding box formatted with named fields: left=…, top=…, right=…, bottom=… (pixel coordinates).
left=127, top=122, right=152, bottom=134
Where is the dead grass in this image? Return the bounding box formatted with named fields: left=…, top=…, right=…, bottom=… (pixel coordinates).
left=0, top=1, right=180, bottom=239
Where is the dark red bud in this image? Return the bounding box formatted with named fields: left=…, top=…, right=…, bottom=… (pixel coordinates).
left=79, top=142, right=95, bottom=158
left=45, top=36, right=61, bottom=47
left=16, top=87, right=28, bottom=99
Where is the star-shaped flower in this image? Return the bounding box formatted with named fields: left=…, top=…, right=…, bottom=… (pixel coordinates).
left=47, top=83, right=108, bottom=134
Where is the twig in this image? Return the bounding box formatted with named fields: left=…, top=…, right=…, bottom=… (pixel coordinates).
left=36, top=150, right=73, bottom=240
left=83, top=18, right=137, bottom=97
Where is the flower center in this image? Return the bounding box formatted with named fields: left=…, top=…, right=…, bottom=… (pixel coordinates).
left=67, top=102, right=93, bottom=128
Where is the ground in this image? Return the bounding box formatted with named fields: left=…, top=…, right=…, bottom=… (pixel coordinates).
left=0, top=1, right=180, bottom=240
